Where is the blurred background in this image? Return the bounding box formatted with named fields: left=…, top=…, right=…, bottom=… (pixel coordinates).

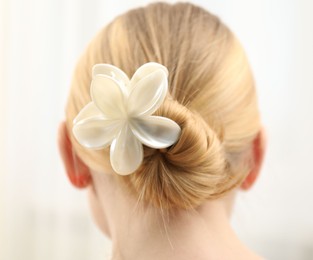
left=0, top=0, right=312, bottom=259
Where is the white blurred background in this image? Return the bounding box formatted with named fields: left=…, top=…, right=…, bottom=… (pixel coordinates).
left=0, top=0, right=312, bottom=259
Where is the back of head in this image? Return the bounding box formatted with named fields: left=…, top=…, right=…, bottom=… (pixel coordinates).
left=65, top=3, right=260, bottom=210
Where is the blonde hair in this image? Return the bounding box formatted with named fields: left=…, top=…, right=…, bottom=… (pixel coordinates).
left=65, top=3, right=261, bottom=210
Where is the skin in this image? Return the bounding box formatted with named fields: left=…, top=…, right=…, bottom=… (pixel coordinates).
left=58, top=122, right=266, bottom=260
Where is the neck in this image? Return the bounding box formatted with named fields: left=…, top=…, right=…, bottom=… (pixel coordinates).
left=90, top=172, right=262, bottom=260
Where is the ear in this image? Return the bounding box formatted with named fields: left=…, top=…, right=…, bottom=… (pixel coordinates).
left=240, top=127, right=267, bottom=190
left=58, top=121, right=91, bottom=188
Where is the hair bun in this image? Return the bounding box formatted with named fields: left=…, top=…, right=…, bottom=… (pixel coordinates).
left=123, top=99, right=235, bottom=210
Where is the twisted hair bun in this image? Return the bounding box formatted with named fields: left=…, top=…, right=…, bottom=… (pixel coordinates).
left=121, top=99, right=238, bottom=209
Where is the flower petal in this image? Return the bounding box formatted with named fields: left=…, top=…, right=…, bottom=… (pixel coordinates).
left=91, top=75, right=126, bottom=118
left=73, top=118, right=122, bottom=149
left=73, top=102, right=104, bottom=125
left=130, top=116, right=181, bottom=149
left=110, top=124, right=143, bottom=175
left=130, top=62, right=168, bottom=90
left=127, top=69, right=168, bottom=117
left=92, top=63, right=130, bottom=90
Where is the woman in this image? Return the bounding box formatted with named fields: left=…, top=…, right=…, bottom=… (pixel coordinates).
left=58, top=3, right=266, bottom=259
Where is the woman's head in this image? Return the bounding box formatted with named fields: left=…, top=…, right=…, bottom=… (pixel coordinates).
left=61, top=3, right=263, bottom=211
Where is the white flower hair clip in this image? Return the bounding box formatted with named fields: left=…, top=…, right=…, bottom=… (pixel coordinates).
left=72, top=62, right=181, bottom=175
